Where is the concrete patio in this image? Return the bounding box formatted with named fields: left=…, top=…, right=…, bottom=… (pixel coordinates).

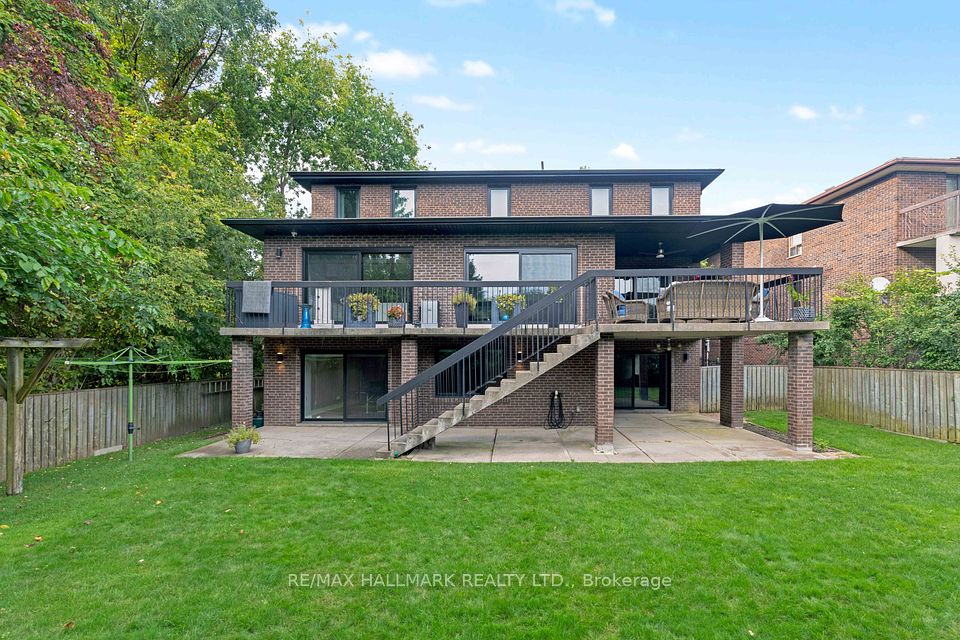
left=181, top=413, right=847, bottom=463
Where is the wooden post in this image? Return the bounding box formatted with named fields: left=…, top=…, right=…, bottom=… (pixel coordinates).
left=6, top=348, right=24, bottom=496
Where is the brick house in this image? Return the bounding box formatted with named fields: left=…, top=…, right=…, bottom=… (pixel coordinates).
left=742, top=157, right=960, bottom=363
left=223, top=169, right=837, bottom=456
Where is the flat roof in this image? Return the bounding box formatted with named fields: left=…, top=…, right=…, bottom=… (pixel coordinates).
left=807, top=157, right=960, bottom=204
left=223, top=204, right=842, bottom=262
left=289, top=168, right=724, bottom=190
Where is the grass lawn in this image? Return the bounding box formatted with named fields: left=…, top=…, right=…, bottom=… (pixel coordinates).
left=2, top=413, right=960, bottom=639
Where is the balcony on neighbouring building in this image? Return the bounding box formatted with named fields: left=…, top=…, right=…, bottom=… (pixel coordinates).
left=898, top=189, right=960, bottom=247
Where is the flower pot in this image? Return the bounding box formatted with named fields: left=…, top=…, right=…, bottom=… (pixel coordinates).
left=491, top=301, right=510, bottom=327
left=387, top=317, right=405, bottom=328
left=234, top=439, right=252, bottom=454
left=455, top=303, right=470, bottom=328
left=345, top=303, right=376, bottom=328
left=792, top=306, right=815, bottom=322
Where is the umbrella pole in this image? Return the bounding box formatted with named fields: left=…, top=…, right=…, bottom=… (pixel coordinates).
left=756, top=223, right=771, bottom=321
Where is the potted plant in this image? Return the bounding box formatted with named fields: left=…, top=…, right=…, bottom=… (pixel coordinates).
left=494, top=293, right=525, bottom=326
left=788, top=284, right=815, bottom=321
left=344, top=292, right=380, bottom=327
left=386, top=305, right=406, bottom=328
left=226, top=422, right=261, bottom=454
left=452, top=291, right=477, bottom=328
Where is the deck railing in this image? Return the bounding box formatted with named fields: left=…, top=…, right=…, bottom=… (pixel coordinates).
left=899, top=189, right=960, bottom=243
left=225, top=268, right=824, bottom=330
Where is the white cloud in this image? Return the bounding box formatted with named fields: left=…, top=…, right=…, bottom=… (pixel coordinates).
left=414, top=95, right=476, bottom=111
left=364, top=50, right=437, bottom=80
left=276, top=21, right=350, bottom=43
left=427, top=0, right=484, bottom=6
left=907, top=113, right=927, bottom=126
left=554, top=0, right=616, bottom=26
left=462, top=59, right=496, bottom=77
left=829, top=105, right=864, bottom=121
left=453, top=139, right=526, bottom=155
left=788, top=105, right=818, bottom=120
left=676, top=127, right=704, bottom=143
left=609, top=142, right=638, bottom=160
left=353, top=30, right=373, bottom=43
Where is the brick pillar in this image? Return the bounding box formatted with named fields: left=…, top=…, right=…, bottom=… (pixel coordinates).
left=393, top=338, right=418, bottom=428
left=719, top=336, right=744, bottom=428
left=787, top=332, right=814, bottom=451
left=595, top=335, right=615, bottom=451
left=719, top=242, right=744, bottom=268
left=231, top=337, right=254, bottom=428
left=670, top=340, right=701, bottom=412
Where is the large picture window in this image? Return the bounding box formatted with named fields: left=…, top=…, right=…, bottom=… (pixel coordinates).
left=465, top=248, right=575, bottom=323
left=303, top=250, right=412, bottom=325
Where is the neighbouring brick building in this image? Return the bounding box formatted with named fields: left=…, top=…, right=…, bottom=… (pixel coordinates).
left=223, top=168, right=837, bottom=456
left=743, top=157, right=960, bottom=363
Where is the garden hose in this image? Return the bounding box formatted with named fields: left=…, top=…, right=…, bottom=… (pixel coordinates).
left=545, top=390, right=573, bottom=430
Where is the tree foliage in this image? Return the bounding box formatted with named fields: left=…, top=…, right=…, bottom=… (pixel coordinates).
left=1, top=0, right=423, bottom=389
left=758, top=269, right=960, bottom=371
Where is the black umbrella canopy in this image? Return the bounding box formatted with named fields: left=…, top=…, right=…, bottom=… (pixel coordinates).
left=687, top=203, right=844, bottom=244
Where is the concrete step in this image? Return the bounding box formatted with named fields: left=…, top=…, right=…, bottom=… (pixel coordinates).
left=384, top=329, right=600, bottom=457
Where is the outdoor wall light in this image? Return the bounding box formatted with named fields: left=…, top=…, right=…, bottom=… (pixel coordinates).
left=656, top=242, right=665, bottom=259
left=275, top=248, right=283, bottom=258
left=276, top=350, right=284, bottom=364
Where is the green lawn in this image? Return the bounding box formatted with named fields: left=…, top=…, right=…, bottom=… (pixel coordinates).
left=2, top=414, right=960, bottom=639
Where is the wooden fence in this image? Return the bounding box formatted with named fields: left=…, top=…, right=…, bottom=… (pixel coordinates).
left=701, top=365, right=960, bottom=442
left=0, top=379, right=261, bottom=480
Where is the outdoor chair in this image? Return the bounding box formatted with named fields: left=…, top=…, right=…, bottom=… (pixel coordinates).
left=602, top=291, right=649, bottom=323
left=655, top=279, right=759, bottom=323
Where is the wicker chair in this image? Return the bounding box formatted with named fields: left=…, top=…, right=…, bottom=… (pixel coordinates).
left=656, top=280, right=759, bottom=323
left=602, top=291, right=650, bottom=323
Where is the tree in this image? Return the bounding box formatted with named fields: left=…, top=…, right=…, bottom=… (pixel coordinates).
left=208, top=30, right=423, bottom=215
left=98, top=0, right=276, bottom=113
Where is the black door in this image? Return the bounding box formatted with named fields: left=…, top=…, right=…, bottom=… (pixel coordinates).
left=302, top=353, right=388, bottom=421
left=614, top=351, right=669, bottom=409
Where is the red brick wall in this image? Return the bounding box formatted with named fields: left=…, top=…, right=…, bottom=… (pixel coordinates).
left=786, top=332, right=813, bottom=450
left=310, top=181, right=702, bottom=218
left=231, top=338, right=254, bottom=427
left=595, top=336, right=614, bottom=445
left=670, top=339, right=701, bottom=412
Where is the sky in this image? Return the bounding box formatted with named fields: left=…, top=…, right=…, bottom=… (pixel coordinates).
left=269, top=0, right=959, bottom=214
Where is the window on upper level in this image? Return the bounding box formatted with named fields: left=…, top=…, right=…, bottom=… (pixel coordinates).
left=392, top=188, right=416, bottom=218
left=590, top=186, right=611, bottom=216
left=947, top=175, right=959, bottom=228
left=489, top=187, right=510, bottom=217
left=651, top=185, right=673, bottom=215
left=336, top=187, right=360, bottom=218
left=788, top=233, right=803, bottom=258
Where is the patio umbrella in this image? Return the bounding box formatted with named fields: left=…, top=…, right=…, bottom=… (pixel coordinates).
left=686, top=203, right=843, bottom=321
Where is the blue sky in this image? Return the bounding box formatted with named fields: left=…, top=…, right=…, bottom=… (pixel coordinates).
left=270, top=0, right=959, bottom=213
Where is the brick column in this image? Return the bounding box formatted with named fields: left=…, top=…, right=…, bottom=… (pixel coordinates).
left=231, top=337, right=254, bottom=428
left=787, top=332, right=814, bottom=451
left=719, top=242, right=744, bottom=268
left=393, top=338, right=418, bottom=428
left=670, top=340, right=701, bottom=412
left=595, top=335, right=615, bottom=451
left=719, top=336, right=744, bottom=428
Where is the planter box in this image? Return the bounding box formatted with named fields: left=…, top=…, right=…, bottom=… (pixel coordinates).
left=345, top=303, right=376, bottom=328
left=491, top=301, right=511, bottom=327
left=792, top=306, right=815, bottom=322
left=455, top=304, right=470, bottom=328
left=387, top=317, right=405, bottom=328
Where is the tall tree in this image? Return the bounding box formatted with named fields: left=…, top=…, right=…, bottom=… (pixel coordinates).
left=208, top=30, right=423, bottom=216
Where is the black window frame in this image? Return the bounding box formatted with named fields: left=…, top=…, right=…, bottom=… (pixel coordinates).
left=392, top=187, right=416, bottom=218
left=589, top=185, right=613, bottom=216
left=650, top=184, right=674, bottom=216
left=488, top=186, right=511, bottom=217
left=463, top=247, right=578, bottom=281
left=300, top=350, right=389, bottom=422
left=335, top=186, right=361, bottom=219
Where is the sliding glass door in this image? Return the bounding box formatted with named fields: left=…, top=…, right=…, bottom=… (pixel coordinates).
left=302, top=353, right=388, bottom=421
left=465, top=248, right=575, bottom=323
left=303, top=250, right=412, bottom=325
left=614, top=351, right=669, bottom=410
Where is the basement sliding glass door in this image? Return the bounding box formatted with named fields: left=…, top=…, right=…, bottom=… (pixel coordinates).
left=614, top=351, right=669, bottom=410
left=302, top=353, right=388, bottom=421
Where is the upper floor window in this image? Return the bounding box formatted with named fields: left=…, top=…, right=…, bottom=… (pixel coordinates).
left=651, top=185, right=673, bottom=215
left=393, top=188, right=416, bottom=218
left=489, top=187, right=510, bottom=217
left=788, top=233, right=803, bottom=258
left=336, top=187, right=360, bottom=219
left=590, top=186, right=611, bottom=216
